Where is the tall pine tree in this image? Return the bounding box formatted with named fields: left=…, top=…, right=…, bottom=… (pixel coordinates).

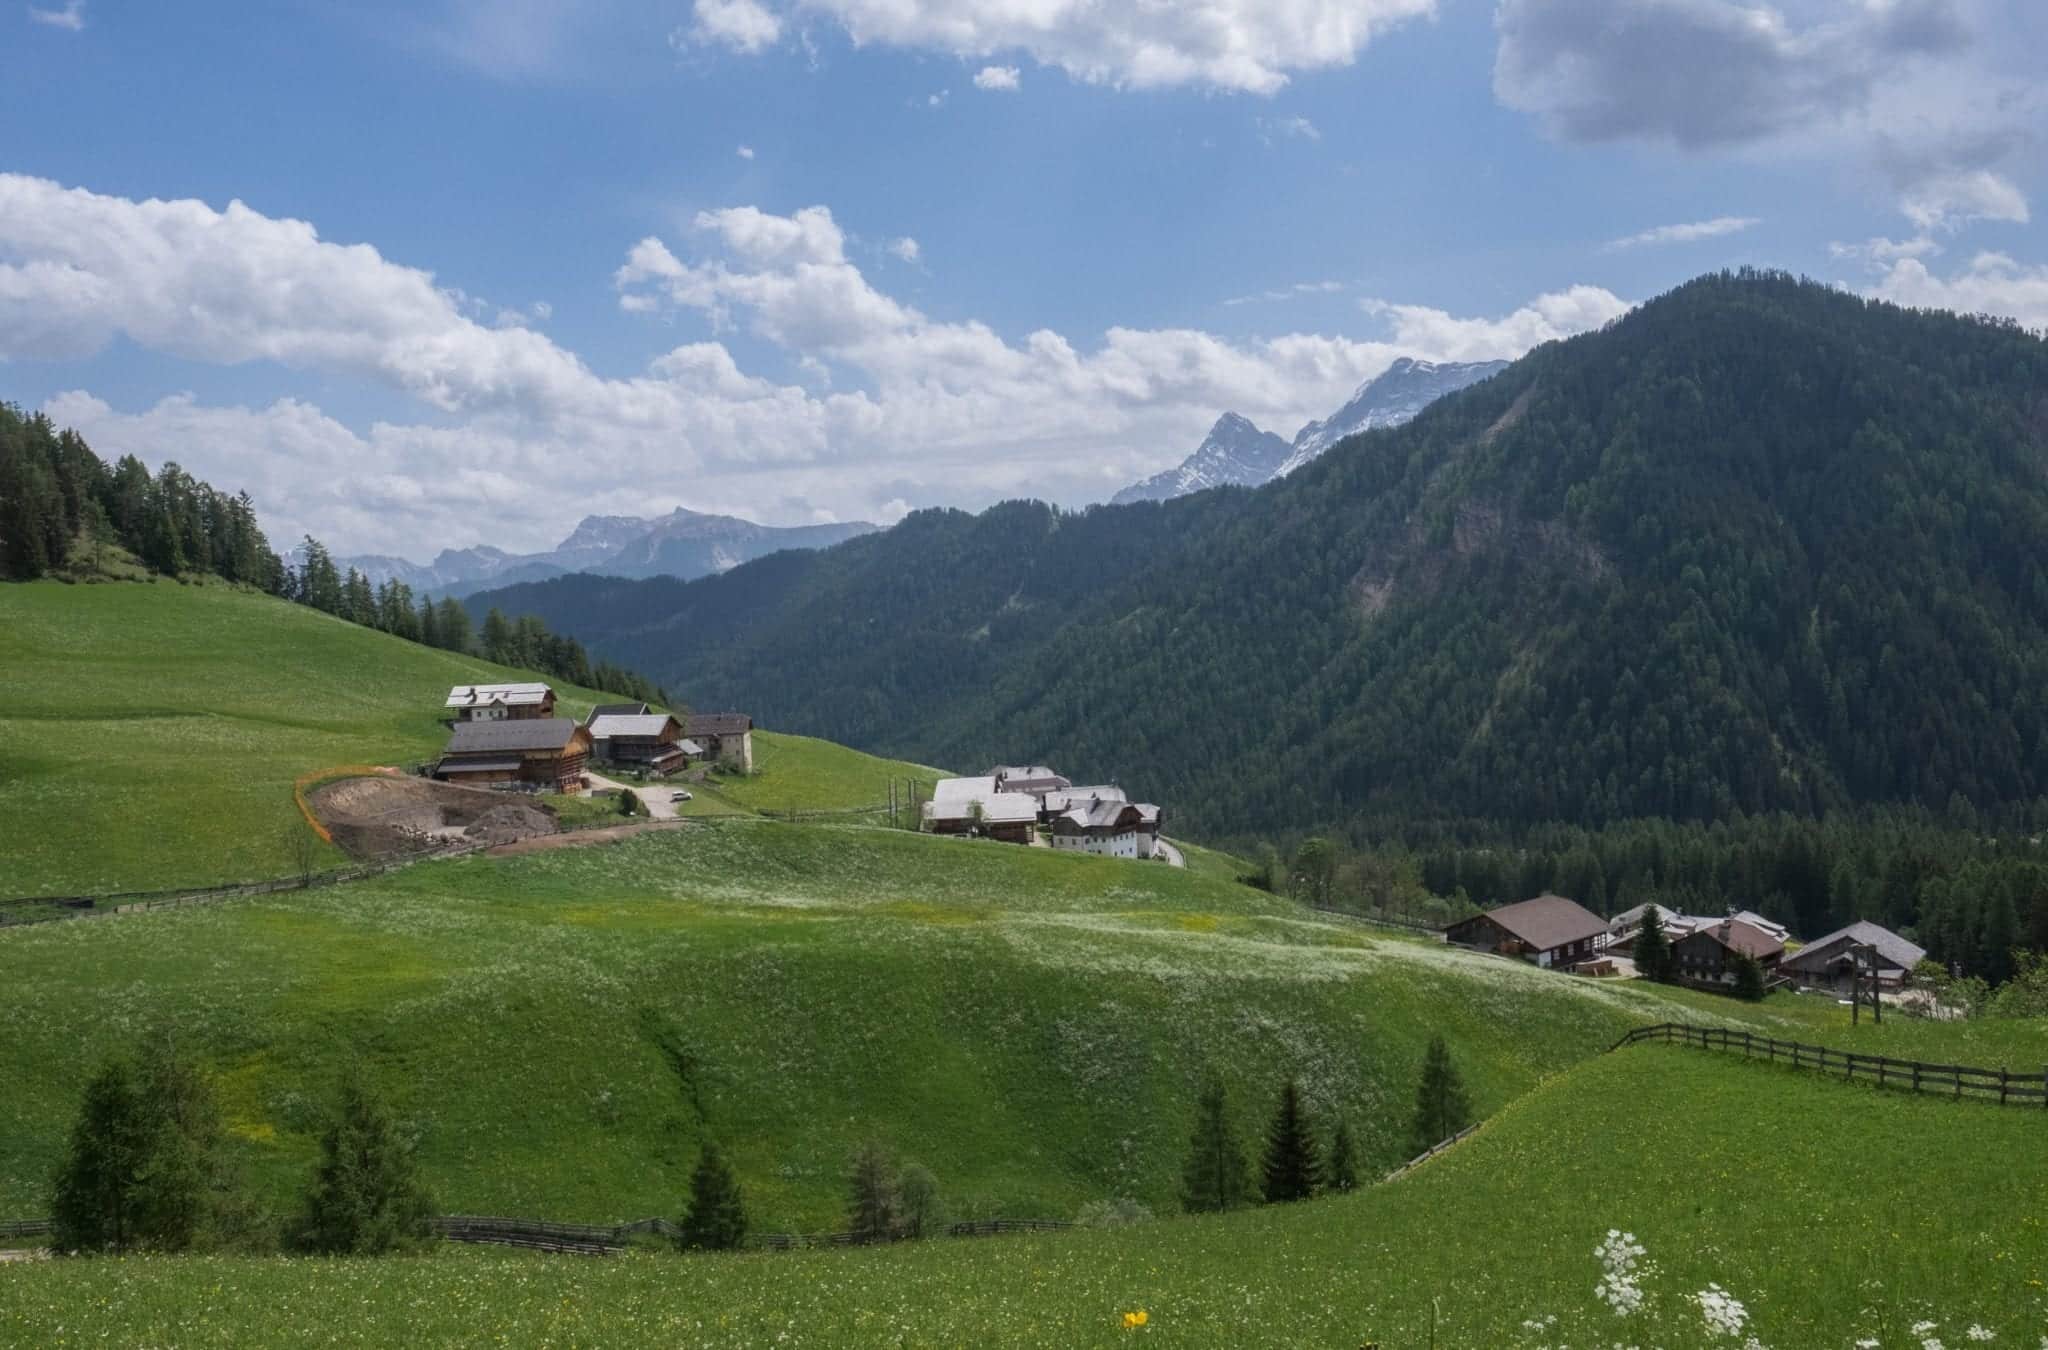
left=678, top=1142, right=748, bottom=1251
left=297, top=1074, right=435, bottom=1254
left=1326, top=1116, right=1360, bottom=1193
left=1408, top=1036, right=1473, bottom=1157
left=1180, top=1078, right=1253, bottom=1213
left=1260, top=1079, right=1321, bottom=1203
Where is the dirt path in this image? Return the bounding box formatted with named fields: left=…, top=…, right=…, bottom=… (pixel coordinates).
left=581, top=770, right=680, bottom=820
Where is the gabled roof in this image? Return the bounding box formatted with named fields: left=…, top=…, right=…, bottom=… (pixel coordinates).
left=443, top=718, right=584, bottom=755
left=923, top=793, right=1040, bottom=825
left=678, top=738, right=706, bottom=757
left=686, top=712, right=753, bottom=737
left=933, top=776, right=1000, bottom=802
left=1453, top=894, right=1609, bottom=952
left=1781, top=921, right=1926, bottom=974
left=1044, top=786, right=1127, bottom=812
left=587, top=714, right=680, bottom=740
left=589, top=702, right=651, bottom=720
left=989, top=765, right=1070, bottom=791
left=1728, top=909, right=1792, bottom=941
left=1676, top=919, right=1784, bottom=961
left=445, top=682, right=553, bottom=709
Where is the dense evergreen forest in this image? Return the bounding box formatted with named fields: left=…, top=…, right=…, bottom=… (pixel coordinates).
left=0, top=403, right=666, bottom=705
left=475, top=272, right=2048, bottom=837
left=472, top=273, right=2048, bottom=973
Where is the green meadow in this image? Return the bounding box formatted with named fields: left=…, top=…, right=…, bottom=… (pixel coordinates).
left=2, top=1050, right=2038, bottom=1348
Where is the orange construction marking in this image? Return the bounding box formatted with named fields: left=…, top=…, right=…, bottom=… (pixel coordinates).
left=293, top=765, right=402, bottom=846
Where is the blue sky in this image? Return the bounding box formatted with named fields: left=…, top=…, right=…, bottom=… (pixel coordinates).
left=2, top=0, right=2042, bottom=557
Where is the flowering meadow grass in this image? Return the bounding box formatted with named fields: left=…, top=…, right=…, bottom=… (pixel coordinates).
left=2, top=1051, right=2040, bottom=1347
left=696, top=730, right=952, bottom=815
left=2, top=818, right=1728, bottom=1229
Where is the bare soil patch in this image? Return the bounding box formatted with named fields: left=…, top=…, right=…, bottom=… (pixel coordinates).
left=309, top=776, right=561, bottom=860
left=486, top=820, right=688, bottom=858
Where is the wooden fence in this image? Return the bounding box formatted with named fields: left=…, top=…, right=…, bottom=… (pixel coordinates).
left=1613, top=1023, right=2048, bottom=1108
left=0, top=1219, right=51, bottom=1240
left=1381, top=1123, right=1481, bottom=1183
left=1307, top=904, right=1446, bottom=938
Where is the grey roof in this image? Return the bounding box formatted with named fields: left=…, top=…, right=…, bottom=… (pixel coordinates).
left=587, top=714, right=679, bottom=740
left=1044, top=786, right=1127, bottom=812
left=933, top=776, right=1000, bottom=802
left=1053, top=800, right=1158, bottom=834
left=444, top=718, right=584, bottom=755
left=589, top=702, right=650, bottom=720
left=445, top=682, right=552, bottom=709
left=678, top=738, right=707, bottom=756
left=1675, top=919, right=1785, bottom=960
left=924, top=793, right=1041, bottom=825
left=1781, top=921, right=1926, bottom=974
left=1451, top=894, right=1609, bottom=952
left=686, top=712, right=753, bottom=736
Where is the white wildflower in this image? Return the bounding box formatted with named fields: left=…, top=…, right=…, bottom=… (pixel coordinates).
left=1593, top=1230, right=1649, bottom=1317
left=1965, top=1330, right=1995, bottom=1343
left=1692, top=1283, right=1749, bottom=1339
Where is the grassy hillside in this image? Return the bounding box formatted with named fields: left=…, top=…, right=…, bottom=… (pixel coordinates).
left=0, top=581, right=946, bottom=894
left=694, top=730, right=950, bottom=815
left=4, top=1048, right=2039, bottom=1346
left=6, top=816, right=2036, bottom=1232
left=2, top=818, right=1744, bottom=1227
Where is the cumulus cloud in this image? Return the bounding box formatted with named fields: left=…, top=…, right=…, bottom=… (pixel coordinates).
left=1605, top=215, right=1761, bottom=250
left=4, top=176, right=1624, bottom=555
left=972, top=64, right=1020, bottom=91
left=691, top=0, right=782, bottom=54
left=27, top=0, right=84, bottom=30
left=1899, top=168, right=2030, bottom=232
left=1862, top=251, right=2048, bottom=333
left=696, top=0, right=1438, bottom=94
left=736, top=144, right=756, bottom=160
left=1494, top=0, right=1968, bottom=150
left=888, top=236, right=921, bottom=264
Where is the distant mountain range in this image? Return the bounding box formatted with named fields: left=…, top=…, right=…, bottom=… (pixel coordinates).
left=1110, top=357, right=1509, bottom=505
left=304, top=508, right=878, bottom=598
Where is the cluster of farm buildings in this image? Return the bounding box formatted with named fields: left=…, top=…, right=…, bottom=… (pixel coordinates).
left=922, top=766, right=1167, bottom=860
left=1443, top=893, right=1929, bottom=995
left=428, top=682, right=753, bottom=790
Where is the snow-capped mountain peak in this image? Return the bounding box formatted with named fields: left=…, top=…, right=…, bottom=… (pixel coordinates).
left=1109, top=412, right=1294, bottom=506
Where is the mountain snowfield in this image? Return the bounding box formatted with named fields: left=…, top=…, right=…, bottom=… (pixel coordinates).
left=1112, top=357, right=1509, bottom=505
left=304, top=507, right=878, bottom=597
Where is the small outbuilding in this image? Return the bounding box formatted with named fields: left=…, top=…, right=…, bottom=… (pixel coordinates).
left=922, top=790, right=1040, bottom=844
left=1443, top=894, right=1609, bottom=969
left=434, top=718, right=591, bottom=792
left=988, top=765, right=1072, bottom=800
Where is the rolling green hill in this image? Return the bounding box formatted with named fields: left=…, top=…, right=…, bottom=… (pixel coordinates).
left=472, top=273, right=2048, bottom=842
left=0, top=580, right=943, bottom=895
left=3, top=1047, right=2039, bottom=1347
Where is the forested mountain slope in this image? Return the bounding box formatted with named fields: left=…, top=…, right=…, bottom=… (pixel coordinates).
left=474, top=273, right=2048, bottom=839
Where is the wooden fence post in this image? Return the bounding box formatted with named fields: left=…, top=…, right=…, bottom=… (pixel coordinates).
left=2000, top=1068, right=2009, bottom=1106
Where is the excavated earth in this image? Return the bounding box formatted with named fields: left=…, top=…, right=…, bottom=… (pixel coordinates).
left=309, top=775, right=561, bottom=860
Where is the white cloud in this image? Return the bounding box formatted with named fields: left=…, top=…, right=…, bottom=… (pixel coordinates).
left=3, top=176, right=1624, bottom=555
left=1900, top=168, right=2030, bottom=233
left=700, top=0, right=1438, bottom=94
left=736, top=144, right=756, bottom=160
left=1263, top=115, right=1321, bottom=142
left=691, top=0, right=783, bottom=54
left=972, top=64, right=1020, bottom=91
left=927, top=89, right=948, bottom=107
left=1360, top=285, right=1631, bottom=362
left=889, top=236, right=921, bottom=264
left=1604, top=215, right=1760, bottom=250
left=1828, top=234, right=1942, bottom=265
left=27, top=0, right=84, bottom=30
left=1223, top=280, right=1346, bottom=307
left=1863, top=251, right=2048, bottom=333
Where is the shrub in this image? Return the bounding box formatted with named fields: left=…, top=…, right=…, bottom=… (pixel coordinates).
left=894, top=1163, right=945, bottom=1239
left=1075, top=1196, right=1154, bottom=1229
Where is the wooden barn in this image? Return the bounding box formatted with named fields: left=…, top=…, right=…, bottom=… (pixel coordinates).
left=1780, top=921, right=1926, bottom=992
left=585, top=712, right=694, bottom=775
left=434, top=718, right=591, bottom=792
left=684, top=712, right=755, bottom=773
left=1672, top=919, right=1786, bottom=989
left=1443, top=895, right=1609, bottom=969
left=444, top=682, right=557, bottom=722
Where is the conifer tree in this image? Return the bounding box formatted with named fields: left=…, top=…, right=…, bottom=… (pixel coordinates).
left=1408, top=1036, right=1472, bottom=1157
left=677, top=1142, right=748, bottom=1251
left=846, top=1141, right=898, bottom=1243
left=1326, top=1116, right=1360, bottom=1193
left=49, top=1055, right=153, bottom=1253
left=1732, top=952, right=1768, bottom=1002
left=1180, top=1078, right=1252, bottom=1213
left=1634, top=906, right=1673, bottom=983
left=297, top=1074, right=435, bottom=1254
left=1261, top=1079, right=1322, bottom=1203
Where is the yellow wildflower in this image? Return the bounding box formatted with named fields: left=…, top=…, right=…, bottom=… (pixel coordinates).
left=1121, top=1310, right=1149, bottom=1330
